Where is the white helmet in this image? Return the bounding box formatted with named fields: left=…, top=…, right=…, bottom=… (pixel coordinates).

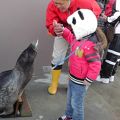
left=67, top=9, right=98, bottom=40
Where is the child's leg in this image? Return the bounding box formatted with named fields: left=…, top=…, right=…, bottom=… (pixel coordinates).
left=65, top=80, right=73, bottom=118
left=70, top=81, right=87, bottom=120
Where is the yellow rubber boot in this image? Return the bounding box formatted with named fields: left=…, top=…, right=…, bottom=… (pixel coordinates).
left=48, top=69, right=61, bottom=95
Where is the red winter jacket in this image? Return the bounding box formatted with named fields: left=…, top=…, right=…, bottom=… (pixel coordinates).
left=62, top=28, right=101, bottom=84
left=46, top=0, right=101, bottom=36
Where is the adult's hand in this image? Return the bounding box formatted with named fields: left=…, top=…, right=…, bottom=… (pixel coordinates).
left=53, top=20, right=64, bottom=36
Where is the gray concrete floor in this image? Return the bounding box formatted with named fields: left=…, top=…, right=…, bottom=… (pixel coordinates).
left=1, top=69, right=120, bottom=120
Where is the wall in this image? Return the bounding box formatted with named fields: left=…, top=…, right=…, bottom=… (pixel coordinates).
left=0, top=0, right=54, bottom=79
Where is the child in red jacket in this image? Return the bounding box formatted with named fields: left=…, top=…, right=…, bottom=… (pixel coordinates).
left=55, top=9, right=101, bottom=120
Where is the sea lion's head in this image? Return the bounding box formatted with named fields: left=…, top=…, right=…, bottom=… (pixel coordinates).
left=16, top=40, right=38, bottom=70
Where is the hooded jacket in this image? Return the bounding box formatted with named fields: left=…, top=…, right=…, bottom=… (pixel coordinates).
left=62, top=28, right=101, bottom=84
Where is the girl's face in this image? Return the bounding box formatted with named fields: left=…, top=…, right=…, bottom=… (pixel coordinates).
left=54, top=0, right=70, bottom=12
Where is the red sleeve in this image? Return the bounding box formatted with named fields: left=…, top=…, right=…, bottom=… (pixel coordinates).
left=62, top=28, right=75, bottom=44
left=46, top=1, right=59, bottom=36
left=84, top=42, right=101, bottom=82
left=91, top=0, right=102, bottom=19
left=105, top=0, right=115, bottom=16
left=105, top=3, right=112, bottom=16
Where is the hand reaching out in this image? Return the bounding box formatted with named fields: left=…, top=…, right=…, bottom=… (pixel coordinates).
left=53, top=20, right=64, bottom=36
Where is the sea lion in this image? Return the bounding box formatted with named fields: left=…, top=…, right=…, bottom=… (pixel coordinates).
left=0, top=40, right=38, bottom=116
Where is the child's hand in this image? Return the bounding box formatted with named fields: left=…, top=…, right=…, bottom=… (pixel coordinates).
left=53, top=20, right=64, bottom=36
left=83, top=80, right=91, bottom=86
